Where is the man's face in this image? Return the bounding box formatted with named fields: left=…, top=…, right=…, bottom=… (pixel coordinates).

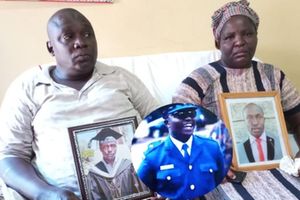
left=216, top=15, right=257, bottom=68
left=47, top=11, right=98, bottom=78
left=100, top=141, right=117, bottom=163
left=244, top=106, right=265, bottom=138
left=167, top=109, right=196, bottom=142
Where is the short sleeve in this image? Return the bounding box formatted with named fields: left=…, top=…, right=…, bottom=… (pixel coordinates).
left=172, top=80, right=203, bottom=105
left=117, top=68, right=159, bottom=119
left=278, top=71, right=300, bottom=115
left=0, top=74, right=36, bottom=162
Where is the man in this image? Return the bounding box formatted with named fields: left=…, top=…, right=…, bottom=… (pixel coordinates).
left=137, top=104, right=226, bottom=200
left=91, top=128, right=122, bottom=175
left=87, top=128, right=148, bottom=200
left=237, top=103, right=283, bottom=164
left=0, top=8, right=158, bottom=200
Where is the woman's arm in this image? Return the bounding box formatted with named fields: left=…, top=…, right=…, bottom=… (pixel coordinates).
left=286, top=112, right=300, bottom=157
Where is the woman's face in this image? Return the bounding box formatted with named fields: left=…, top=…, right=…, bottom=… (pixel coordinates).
left=216, top=15, right=258, bottom=69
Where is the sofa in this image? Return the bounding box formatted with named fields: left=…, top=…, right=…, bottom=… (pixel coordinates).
left=100, top=50, right=300, bottom=200
left=101, top=50, right=221, bottom=105
left=1, top=50, right=222, bottom=200
left=2, top=50, right=299, bottom=200
left=101, top=50, right=298, bottom=155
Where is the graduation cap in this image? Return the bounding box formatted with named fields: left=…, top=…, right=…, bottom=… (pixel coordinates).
left=87, top=128, right=122, bottom=148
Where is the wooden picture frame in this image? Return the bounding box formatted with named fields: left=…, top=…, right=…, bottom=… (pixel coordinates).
left=68, top=116, right=152, bottom=200
left=218, top=91, right=292, bottom=171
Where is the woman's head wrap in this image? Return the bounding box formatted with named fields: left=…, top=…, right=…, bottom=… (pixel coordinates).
left=211, top=0, right=259, bottom=40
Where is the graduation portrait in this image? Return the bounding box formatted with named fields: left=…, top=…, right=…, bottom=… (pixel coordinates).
left=68, top=117, right=152, bottom=200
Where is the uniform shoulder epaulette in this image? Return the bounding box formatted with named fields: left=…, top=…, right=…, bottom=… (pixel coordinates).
left=194, top=135, right=218, bottom=144
left=143, top=140, right=163, bottom=155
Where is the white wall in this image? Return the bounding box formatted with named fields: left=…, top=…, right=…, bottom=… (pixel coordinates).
left=0, top=0, right=299, bottom=102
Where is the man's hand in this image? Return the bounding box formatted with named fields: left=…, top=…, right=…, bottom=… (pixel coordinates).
left=36, top=188, right=80, bottom=200
left=0, top=157, right=80, bottom=200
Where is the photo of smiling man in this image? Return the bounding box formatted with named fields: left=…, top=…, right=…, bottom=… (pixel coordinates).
left=136, top=103, right=227, bottom=200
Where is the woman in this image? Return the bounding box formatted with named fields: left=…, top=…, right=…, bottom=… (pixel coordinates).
left=173, top=0, right=300, bottom=199
left=173, top=0, right=300, bottom=155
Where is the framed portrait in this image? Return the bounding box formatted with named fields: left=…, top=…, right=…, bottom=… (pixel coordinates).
left=218, top=91, right=292, bottom=171
left=68, top=116, right=153, bottom=200
left=131, top=103, right=232, bottom=199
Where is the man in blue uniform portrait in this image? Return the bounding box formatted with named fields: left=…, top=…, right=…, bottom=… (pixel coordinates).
left=137, top=104, right=226, bottom=200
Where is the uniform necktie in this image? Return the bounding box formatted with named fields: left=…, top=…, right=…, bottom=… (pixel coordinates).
left=182, top=144, right=190, bottom=162
left=256, top=138, right=265, bottom=161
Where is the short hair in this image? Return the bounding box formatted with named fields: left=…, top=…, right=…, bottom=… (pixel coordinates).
left=243, top=103, right=264, bottom=119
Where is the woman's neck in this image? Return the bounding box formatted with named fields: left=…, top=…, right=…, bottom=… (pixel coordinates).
left=219, top=60, right=252, bottom=69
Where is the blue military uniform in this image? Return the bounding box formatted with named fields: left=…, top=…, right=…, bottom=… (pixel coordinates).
left=137, top=135, right=225, bottom=200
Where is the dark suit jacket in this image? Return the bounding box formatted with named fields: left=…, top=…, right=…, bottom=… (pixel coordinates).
left=243, top=136, right=275, bottom=162
left=137, top=135, right=225, bottom=200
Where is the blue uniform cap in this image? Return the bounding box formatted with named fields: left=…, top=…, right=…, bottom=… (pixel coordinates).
left=162, top=104, right=197, bottom=119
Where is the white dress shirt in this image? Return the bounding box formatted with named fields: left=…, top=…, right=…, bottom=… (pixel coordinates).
left=170, top=135, right=193, bottom=156
left=249, top=132, right=267, bottom=162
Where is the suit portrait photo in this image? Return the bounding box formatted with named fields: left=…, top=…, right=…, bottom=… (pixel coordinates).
left=219, top=92, right=292, bottom=171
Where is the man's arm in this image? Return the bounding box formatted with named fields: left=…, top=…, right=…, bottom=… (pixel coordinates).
left=0, top=157, right=79, bottom=200
left=0, top=75, right=79, bottom=200
left=119, top=68, right=159, bottom=119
